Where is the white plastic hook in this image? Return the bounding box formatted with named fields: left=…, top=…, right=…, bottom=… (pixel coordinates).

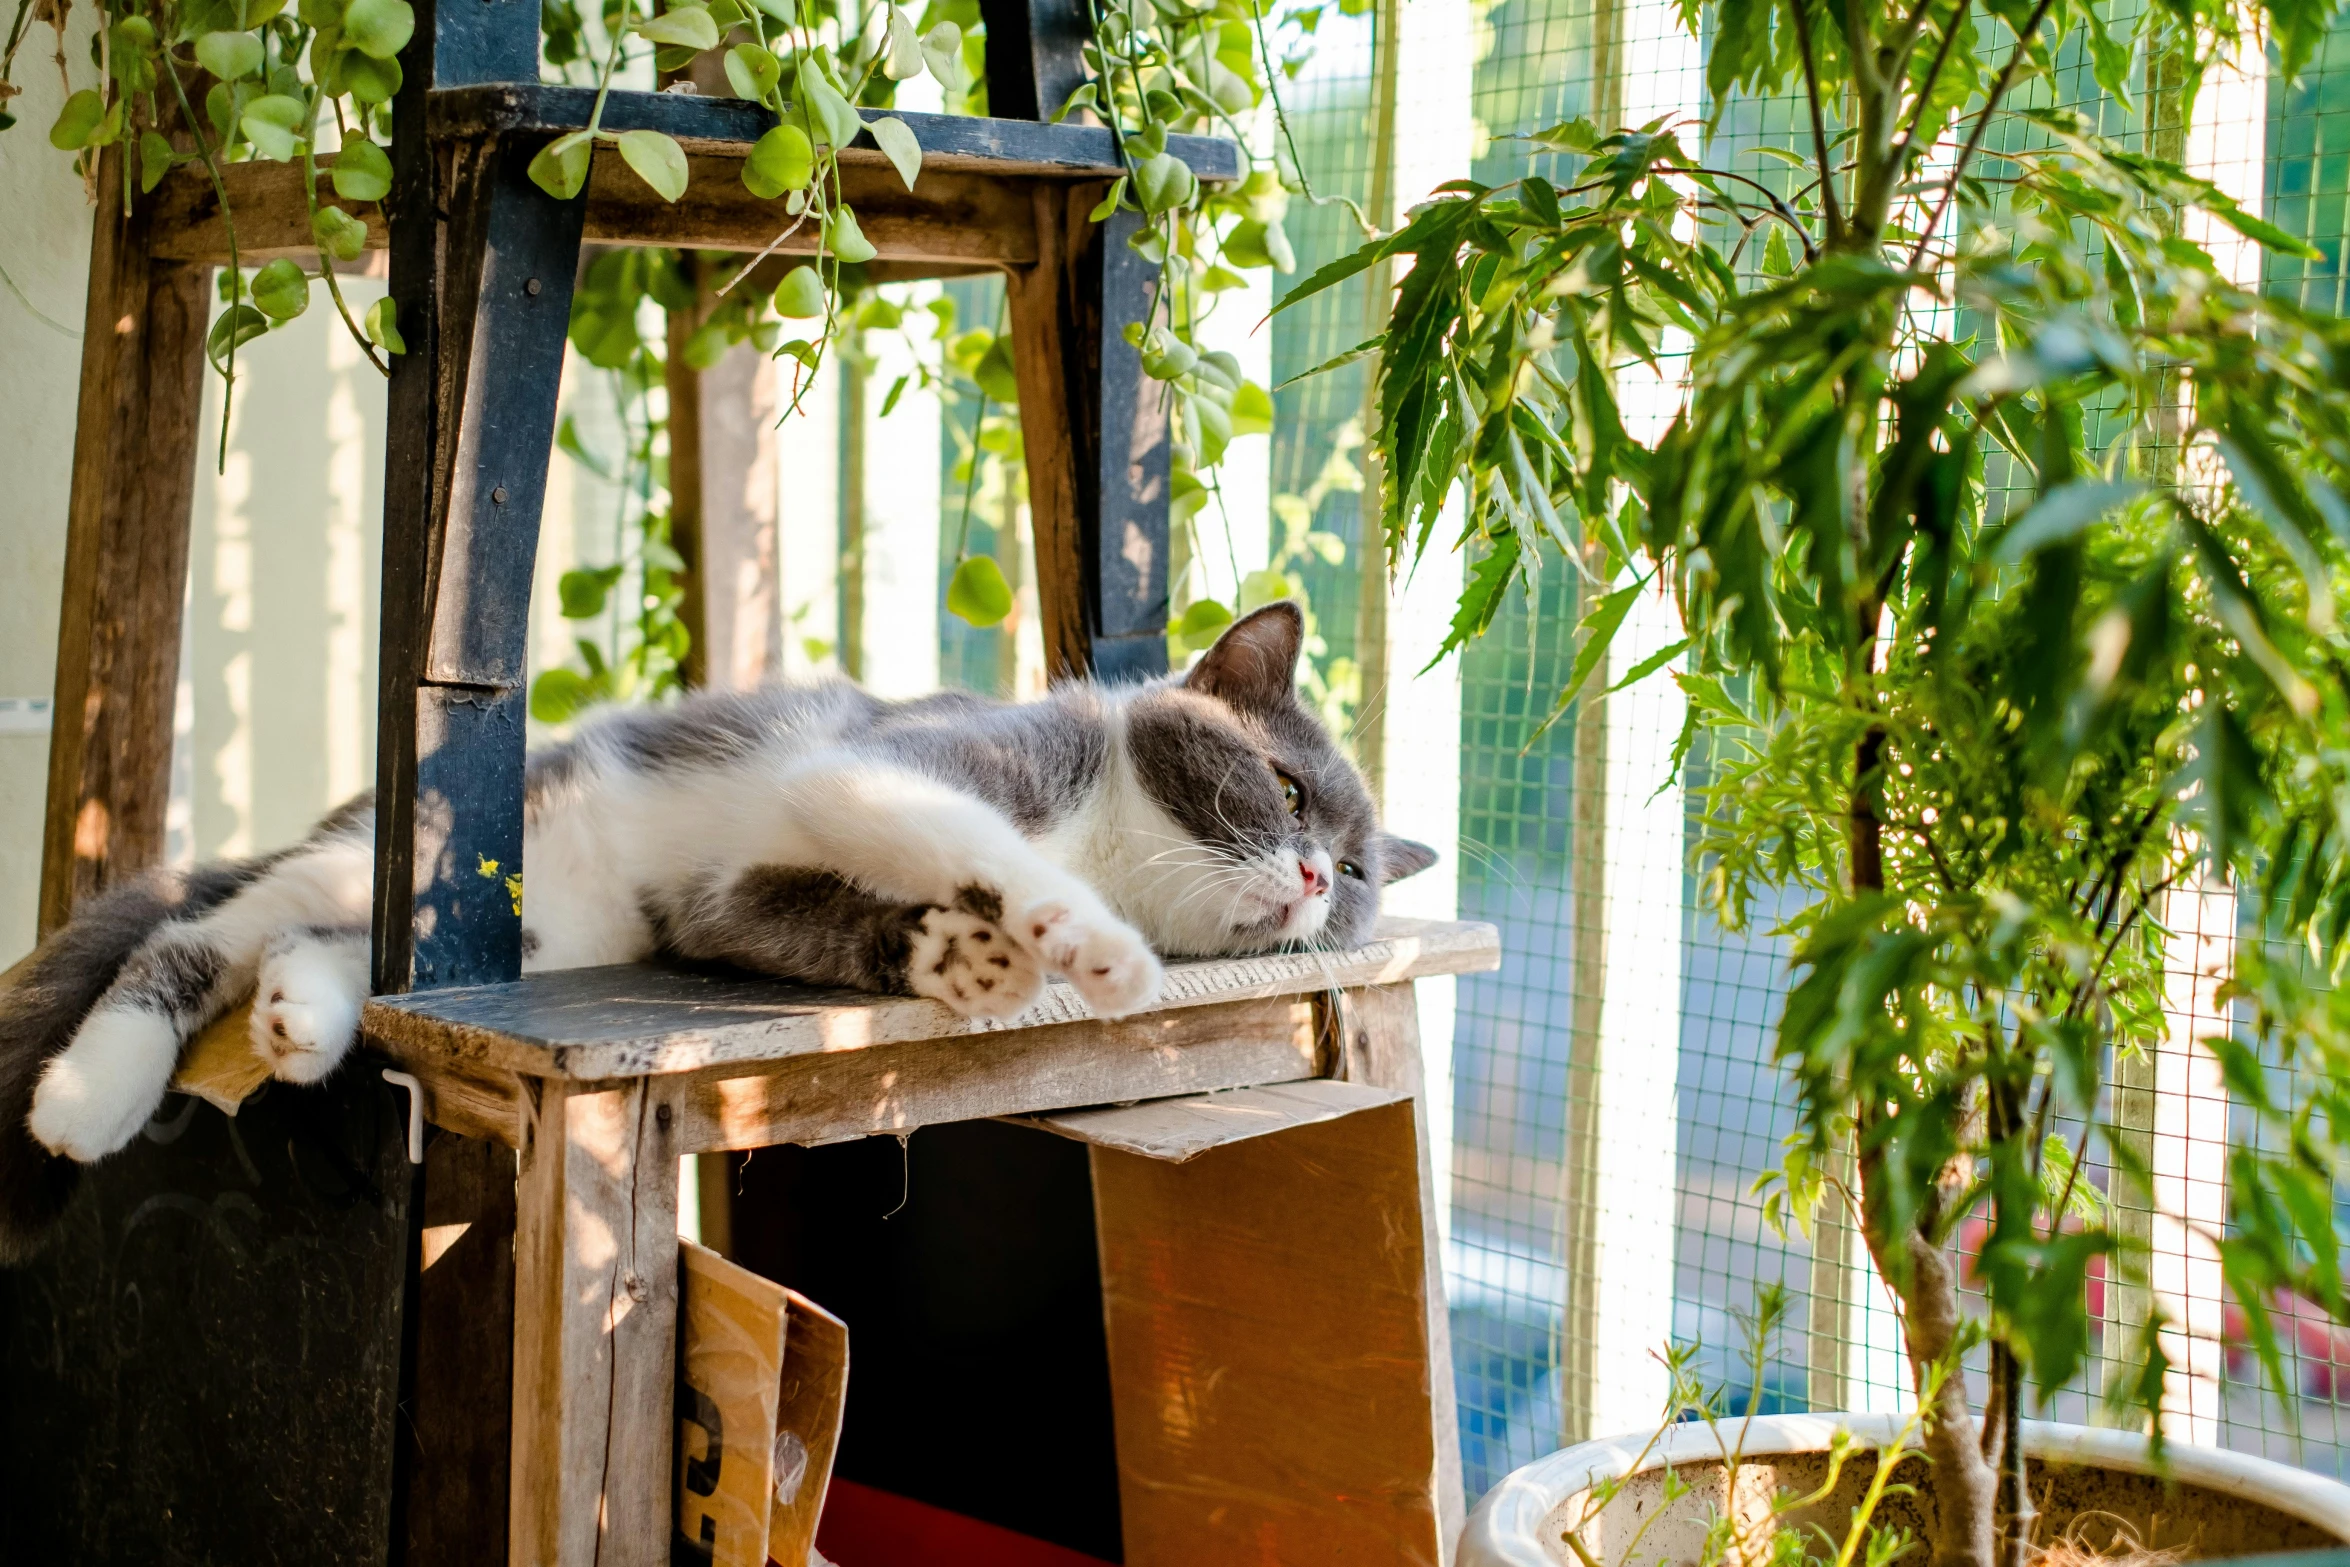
left=381, top=1069, right=426, bottom=1165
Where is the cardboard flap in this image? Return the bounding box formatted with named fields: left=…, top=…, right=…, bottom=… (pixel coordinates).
left=1016, top=1078, right=1407, bottom=1163
left=171, top=1001, right=272, bottom=1114
left=768, top=1292, right=848, bottom=1567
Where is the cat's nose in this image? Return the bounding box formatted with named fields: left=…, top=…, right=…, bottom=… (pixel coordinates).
left=1299, top=859, right=1328, bottom=897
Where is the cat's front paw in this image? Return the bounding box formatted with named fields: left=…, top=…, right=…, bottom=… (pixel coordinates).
left=907, top=907, right=1046, bottom=1021
left=28, top=1010, right=178, bottom=1162
left=250, top=938, right=364, bottom=1084
left=1016, top=901, right=1163, bottom=1018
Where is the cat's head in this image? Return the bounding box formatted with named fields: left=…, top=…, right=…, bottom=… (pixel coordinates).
left=1120, top=602, right=1436, bottom=956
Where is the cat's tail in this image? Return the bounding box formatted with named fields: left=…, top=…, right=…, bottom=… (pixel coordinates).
left=0, top=861, right=264, bottom=1263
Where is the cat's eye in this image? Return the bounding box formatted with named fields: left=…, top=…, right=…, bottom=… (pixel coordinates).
left=1338, top=860, right=1364, bottom=880
left=1275, top=770, right=1303, bottom=816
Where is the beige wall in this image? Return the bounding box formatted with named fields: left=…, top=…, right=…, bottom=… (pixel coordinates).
left=178, top=285, right=390, bottom=862
left=0, top=16, right=100, bottom=968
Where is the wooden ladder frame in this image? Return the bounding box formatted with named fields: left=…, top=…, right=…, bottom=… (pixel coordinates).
left=41, top=0, right=1236, bottom=950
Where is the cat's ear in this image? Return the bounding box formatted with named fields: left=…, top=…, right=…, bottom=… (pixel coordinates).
left=1186, top=602, right=1303, bottom=712
left=1380, top=835, right=1439, bottom=884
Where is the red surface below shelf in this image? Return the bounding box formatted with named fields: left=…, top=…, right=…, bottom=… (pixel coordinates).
left=813, top=1478, right=1118, bottom=1567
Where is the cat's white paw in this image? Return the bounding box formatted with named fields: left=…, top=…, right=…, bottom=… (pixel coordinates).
left=250, top=940, right=365, bottom=1085
left=28, top=1009, right=179, bottom=1161
left=907, top=907, right=1045, bottom=1021
left=1016, top=901, right=1163, bottom=1018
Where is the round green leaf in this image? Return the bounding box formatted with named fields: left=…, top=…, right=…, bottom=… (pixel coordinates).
left=364, top=293, right=405, bottom=354
left=824, top=205, right=876, bottom=265
left=206, top=302, right=270, bottom=368
left=795, top=57, right=862, bottom=150
left=139, top=130, right=177, bottom=193
left=557, top=564, right=622, bottom=618
left=866, top=113, right=921, bottom=191
left=633, top=4, right=719, bottom=49
left=1193, top=348, right=1243, bottom=392
left=196, top=29, right=263, bottom=79
left=1237, top=568, right=1292, bottom=612
left=682, top=317, right=731, bottom=370
left=340, top=49, right=402, bottom=102
left=528, top=129, right=593, bottom=200
left=529, top=667, right=597, bottom=724
left=1187, top=391, right=1231, bottom=464
left=1133, top=151, right=1195, bottom=214
left=1173, top=597, right=1234, bottom=651
left=251, top=257, right=311, bottom=321
left=974, top=336, right=1017, bottom=403
left=331, top=137, right=393, bottom=201
left=240, top=93, right=306, bottom=160
left=1229, top=379, right=1273, bottom=437
left=1222, top=218, right=1293, bottom=273
left=48, top=89, right=106, bottom=151
left=617, top=128, right=688, bottom=203
left=881, top=4, right=922, bottom=79
left=312, top=203, right=371, bottom=260
left=946, top=555, right=1014, bottom=628
left=341, top=0, right=415, bottom=58
left=773, top=264, right=827, bottom=318
left=1140, top=332, right=1196, bottom=381
left=742, top=122, right=813, bottom=198
left=110, top=17, right=158, bottom=90
left=724, top=42, right=780, bottom=102
left=919, top=20, right=966, bottom=89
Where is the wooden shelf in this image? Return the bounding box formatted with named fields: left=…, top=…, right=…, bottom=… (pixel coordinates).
left=429, top=86, right=1244, bottom=179
left=147, top=94, right=1240, bottom=266
left=367, top=916, right=1498, bottom=1080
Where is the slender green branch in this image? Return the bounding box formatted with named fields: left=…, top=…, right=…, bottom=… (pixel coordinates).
left=1907, top=0, right=2056, bottom=270
left=1789, top=0, right=1846, bottom=243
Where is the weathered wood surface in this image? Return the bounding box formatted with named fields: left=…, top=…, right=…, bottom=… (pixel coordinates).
left=147, top=151, right=1042, bottom=266
left=977, top=0, right=1094, bottom=123
left=1092, top=1093, right=1448, bottom=1566
left=363, top=917, right=1498, bottom=1081
left=40, top=142, right=209, bottom=935
left=1021, top=1077, right=1407, bottom=1163
left=509, top=1078, right=682, bottom=1567
left=373, top=136, right=584, bottom=993
left=399, top=1128, right=518, bottom=1567
left=1006, top=182, right=1095, bottom=680
left=674, top=992, right=1320, bottom=1154
left=1331, top=981, right=1468, bottom=1547
left=427, top=87, right=1241, bottom=179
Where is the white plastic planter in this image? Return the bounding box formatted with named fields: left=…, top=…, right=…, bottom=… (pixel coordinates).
left=1461, top=1414, right=2350, bottom=1567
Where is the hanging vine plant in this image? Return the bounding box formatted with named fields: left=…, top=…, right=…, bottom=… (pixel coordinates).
left=4, top=0, right=1359, bottom=690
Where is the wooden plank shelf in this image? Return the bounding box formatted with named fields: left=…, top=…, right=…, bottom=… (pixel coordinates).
left=148, top=99, right=1237, bottom=266
left=428, top=86, right=1245, bottom=179
left=366, top=917, right=1498, bottom=1081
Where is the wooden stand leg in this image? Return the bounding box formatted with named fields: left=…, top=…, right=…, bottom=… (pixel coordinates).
left=1334, top=983, right=1468, bottom=1552
left=41, top=144, right=209, bottom=935
left=373, top=133, right=585, bottom=994
left=401, top=1129, right=520, bottom=1566
left=1004, top=184, right=1170, bottom=684
left=511, top=1079, right=683, bottom=1567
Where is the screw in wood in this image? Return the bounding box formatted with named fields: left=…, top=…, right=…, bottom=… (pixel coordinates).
left=525, top=277, right=541, bottom=295
left=656, top=1103, right=673, bottom=1128
left=491, top=486, right=508, bottom=504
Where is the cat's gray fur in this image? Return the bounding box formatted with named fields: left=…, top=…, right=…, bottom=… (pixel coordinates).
left=0, top=604, right=1434, bottom=1259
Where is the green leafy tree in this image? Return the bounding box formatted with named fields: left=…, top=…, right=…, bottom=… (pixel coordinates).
left=1295, top=3, right=2350, bottom=1566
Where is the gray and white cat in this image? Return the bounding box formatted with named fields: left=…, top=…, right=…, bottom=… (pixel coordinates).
left=0, top=603, right=1432, bottom=1257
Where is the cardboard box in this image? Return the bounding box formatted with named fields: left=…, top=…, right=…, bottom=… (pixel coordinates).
left=676, top=1239, right=848, bottom=1567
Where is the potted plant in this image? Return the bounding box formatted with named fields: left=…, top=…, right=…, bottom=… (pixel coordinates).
left=1287, top=0, right=2350, bottom=1563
